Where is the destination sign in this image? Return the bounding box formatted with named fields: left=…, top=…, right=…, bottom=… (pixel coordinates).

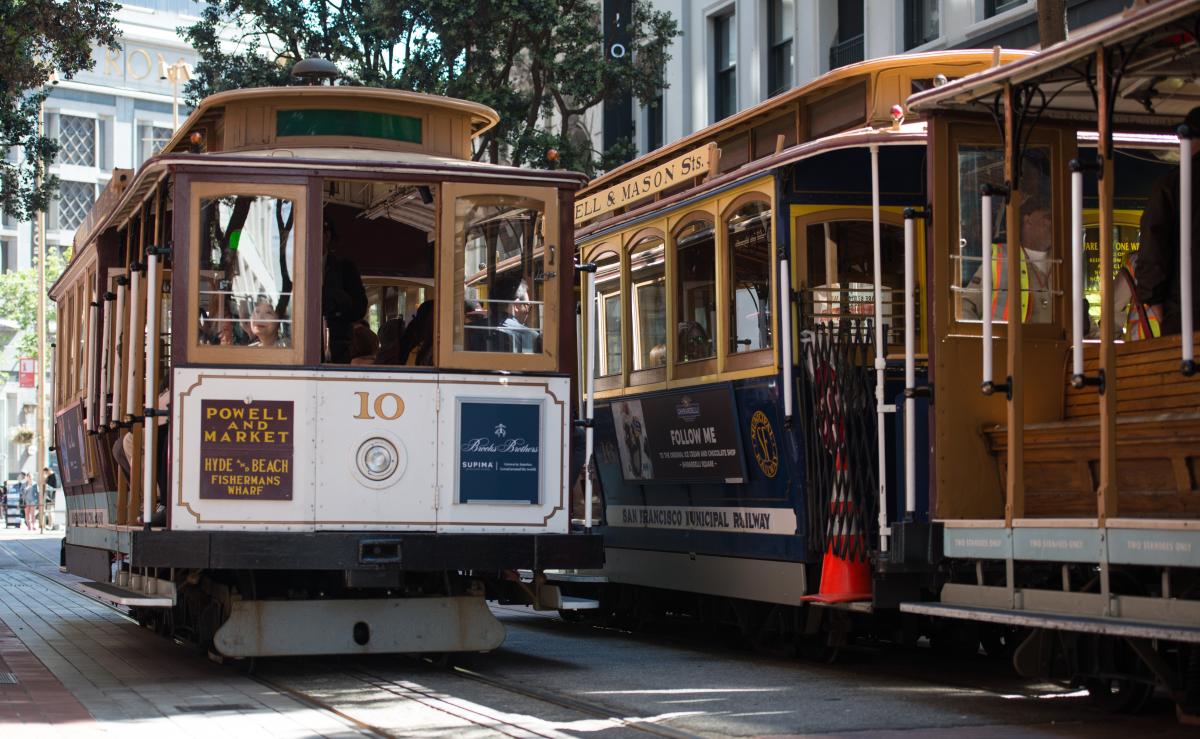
left=575, top=142, right=717, bottom=225
left=199, top=400, right=294, bottom=500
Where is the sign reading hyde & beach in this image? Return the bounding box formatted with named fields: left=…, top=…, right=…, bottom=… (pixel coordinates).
left=458, top=401, right=542, bottom=504
left=574, top=142, right=717, bottom=225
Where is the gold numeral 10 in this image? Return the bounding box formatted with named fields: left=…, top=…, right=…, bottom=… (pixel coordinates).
left=353, top=392, right=406, bottom=420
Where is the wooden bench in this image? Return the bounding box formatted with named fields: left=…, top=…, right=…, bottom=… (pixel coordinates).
left=983, top=333, right=1200, bottom=518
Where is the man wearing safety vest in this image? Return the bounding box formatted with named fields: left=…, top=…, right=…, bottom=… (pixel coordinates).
left=961, top=205, right=1055, bottom=324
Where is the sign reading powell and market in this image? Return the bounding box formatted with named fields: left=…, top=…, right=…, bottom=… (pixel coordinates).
left=458, top=401, right=542, bottom=504
left=199, top=400, right=294, bottom=500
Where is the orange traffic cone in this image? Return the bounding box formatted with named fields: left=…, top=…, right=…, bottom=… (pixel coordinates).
left=802, top=454, right=872, bottom=603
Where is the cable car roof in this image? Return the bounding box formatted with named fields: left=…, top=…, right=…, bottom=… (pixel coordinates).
left=907, top=0, right=1200, bottom=130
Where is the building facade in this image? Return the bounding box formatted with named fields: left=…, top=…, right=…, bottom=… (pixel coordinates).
left=627, top=0, right=1130, bottom=156
left=1, top=0, right=203, bottom=488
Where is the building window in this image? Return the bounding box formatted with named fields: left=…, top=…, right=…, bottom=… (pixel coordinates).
left=713, top=11, right=737, bottom=121
left=646, top=92, right=664, bottom=152
left=767, top=0, right=794, bottom=96
left=57, top=181, right=95, bottom=231
left=0, top=239, right=13, bottom=273
left=57, top=115, right=96, bottom=167
left=985, top=0, right=1024, bottom=17
left=829, top=0, right=865, bottom=70
left=905, top=0, right=939, bottom=49
left=138, top=123, right=173, bottom=165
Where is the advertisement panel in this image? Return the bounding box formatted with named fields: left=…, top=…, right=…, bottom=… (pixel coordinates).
left=18, top=358, right=35, bottom=388
left=457, top=400, right=542, bottom=504
left=609, top=385, right=746, bottom=484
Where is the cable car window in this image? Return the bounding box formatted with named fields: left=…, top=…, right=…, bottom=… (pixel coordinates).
left=955, top=145, right=1055, bottom=324
left=804, top=219, right=905, bottom=347
left=594, top=251, right=622, bottom=376
left=629, top=235, right=666, bottom=370
left=196, top=194, right=296, bottom=350
left=727, top=201, right=772, bottom=353
left=454, top=194, right=546, bottom=354
left=674, top=218, right=716, bottom=362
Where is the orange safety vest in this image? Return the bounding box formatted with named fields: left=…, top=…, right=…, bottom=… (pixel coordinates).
left=988, top=242, right=1033, bottom=322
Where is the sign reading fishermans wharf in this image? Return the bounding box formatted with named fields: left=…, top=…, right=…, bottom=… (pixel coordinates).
left=574, top=142, right=717, bottom=225
left=199, top=400, right=294, bottom=500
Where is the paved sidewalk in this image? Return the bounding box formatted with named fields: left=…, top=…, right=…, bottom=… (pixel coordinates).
left=0, top=536, right=372, bottom=737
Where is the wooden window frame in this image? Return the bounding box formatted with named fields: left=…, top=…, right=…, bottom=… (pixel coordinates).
left=625, top=227, right=668, bottom=387
left=186, top=181, right=309, bottom=366
left=585, top=245, right=624, bottom=393
left=670, top=211, right=719, bottom=381
left=722, top=192, right=776, bottom=374
left=438, top=182, right=561, bottom=373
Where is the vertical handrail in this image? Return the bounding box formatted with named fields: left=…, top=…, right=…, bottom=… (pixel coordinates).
left=1071, top=166, right=1086, bottom=379
left=142, top=251, right=160, bottom=528
left=583, top=266, right=597, bottom=530
left=112, top=280, right=126, bottom=426
left=125, top=267, right=141, bottom=420
left=1069, top=160, right=1103, bottom=391
left=85, top=295, right=98, bottom=433
left=902, top=211, right=917, bottom=516
left=780, top=258, right=794, bottom=424
left=1180, top=128, right=1196, bottom=376
left=869, top=143, right=889, bottom=552
left=980, top=192, right=995, bottom=391
left=98, top=291, right=114, bottom=427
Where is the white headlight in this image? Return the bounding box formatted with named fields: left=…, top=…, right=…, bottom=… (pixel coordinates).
left=357, top=438, right=398, bottom=481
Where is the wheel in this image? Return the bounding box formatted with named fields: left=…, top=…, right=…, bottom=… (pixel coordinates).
left=752, top=605, right=798, bottom=659
left=1085, top=677, right=1153, bottom=714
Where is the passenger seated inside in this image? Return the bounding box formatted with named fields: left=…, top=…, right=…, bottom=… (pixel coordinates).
left=396, top=300, right=434, bottom=366
left=248, top=302, right=287, bottom=347
left=375, top=317, right=405, bottom=364
left=648, top=343, right=667, bottom=367
left=678, top=320, right=711, bottom=361
left=350, top=321, right=380, bottom=364
left=493, top=272, right=538, bottom=353
left=322, top=220, right=368, bottom=363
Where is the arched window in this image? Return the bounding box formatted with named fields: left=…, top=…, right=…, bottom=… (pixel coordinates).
left=592, top=250, right=622, bottom=376
left=628, top=232, right=667, bottom=371
left=726, top=199, right=772, bottom=354
left=673, top=215, right=716, bottom=363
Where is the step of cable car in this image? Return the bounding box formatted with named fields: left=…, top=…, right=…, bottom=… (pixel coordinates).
left=77, top=579, right=175, bottom=608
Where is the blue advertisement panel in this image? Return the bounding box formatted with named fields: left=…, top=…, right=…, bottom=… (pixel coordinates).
left=458, top=401, right=542, bottom=504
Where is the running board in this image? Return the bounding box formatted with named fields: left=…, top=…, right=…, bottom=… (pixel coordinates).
left=78, top=580, right=175, bottom=608
left=214, top=595, right=506, bottom=657
left=901, top=601, right=1200, bottom=644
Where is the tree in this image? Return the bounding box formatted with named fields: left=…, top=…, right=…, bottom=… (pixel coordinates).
left=1036, top=0, right=1067, bottom=49
left=0, top=245, right=68, bottom=359
left=0, top=1, right=119, bottom=221
left=183, top=0, right=679, bottom=176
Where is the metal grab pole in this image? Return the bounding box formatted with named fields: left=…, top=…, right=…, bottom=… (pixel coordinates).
left=112, top=282, right=126, bottom=424
left=780, top=259, right=794, bottom=423
left=869, top=143, right=889, bottom=551
left=85, top=297, right=98, bottom=432
left=1180, top=130, right=1196, bottom=376
left=1072, top=167, right=1086, bottom=379
left=903, top=214, right=917, bottom=516
left=125, top=269, right=140, bottom=420
left=583, top=267, right=597, bottom=530
left=142, top=253, right=159, bottom=527
left=981, top=193, right=995, bottom=390
left=99, top=293, right=113, bottom=427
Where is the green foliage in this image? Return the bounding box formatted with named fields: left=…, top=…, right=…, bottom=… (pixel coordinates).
left=182, top=0, right=679, bottom=176
left=0, top=0, right=119, bottom=220
left=0, top=246, right=68, bottom=359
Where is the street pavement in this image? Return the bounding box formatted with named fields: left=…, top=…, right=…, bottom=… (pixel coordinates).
left=0, top=527, right=1194, bottom=737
